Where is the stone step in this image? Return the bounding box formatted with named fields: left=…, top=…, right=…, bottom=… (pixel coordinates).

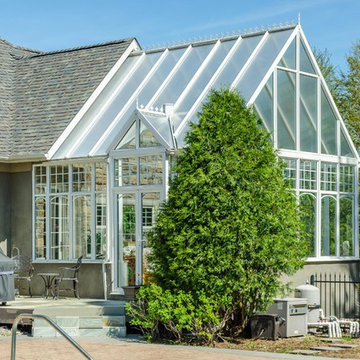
left=32, top=314, right=127, bottom=338
left=310, top=346, right=345, bottom=352
left=291, top=349, right=321, bottom=355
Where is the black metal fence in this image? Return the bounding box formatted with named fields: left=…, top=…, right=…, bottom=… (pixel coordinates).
left=310, top=273, right=360, bottom=319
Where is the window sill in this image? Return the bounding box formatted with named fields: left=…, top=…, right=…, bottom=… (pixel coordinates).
left=306, top=257, right=359, bottom=264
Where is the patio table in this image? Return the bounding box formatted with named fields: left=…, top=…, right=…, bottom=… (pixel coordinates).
left=38, top=272, right=59, bottom=299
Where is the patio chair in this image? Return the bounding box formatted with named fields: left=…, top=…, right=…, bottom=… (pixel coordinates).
left=54, top=256, right=83, bottom=299
left=11, top=254, right=34, bottom=297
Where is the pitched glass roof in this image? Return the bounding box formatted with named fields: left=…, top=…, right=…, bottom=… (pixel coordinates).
left=50, top=26, right=299, bottom=159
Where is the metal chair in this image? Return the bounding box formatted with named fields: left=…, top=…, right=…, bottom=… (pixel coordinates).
left=54, top=256, right=83, bottom=299
left=11, top=254, right=34, bottom=297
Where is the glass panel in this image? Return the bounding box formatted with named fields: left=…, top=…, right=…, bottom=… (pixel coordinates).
left=141, top=192, right=161, bottom=284
left=95, top=163, right=107, bottom=191
left=321, top=88, right=337, bottom=155
left=254, top=74, right=273, bottom=134
left=35, top=197, right=46, bottom=259
left=300, top=39, right=315, bottom=74
left=300, top=160, right=317, bottom=190
left=282, top=158, right=296, bottom=188
left=35, top=166, right=47, bottom=194
left=321, top=163, right=337, bottom=191
left=115, top=158, right=137, bottom=186
left=300, top=75, right=317, bottom=152
left=96, top=194, right=107, bottom=259
left=279, top=38, right=295, bottom=69
left=236, top=29, right=294, bottom=101
left=340, top=129, right=355, bottom=158
left=321, top=196, right=336, bottom=256
left=73, top=195, right=92, bottom=259
left=277, top=70, right=296, bottom=149
left=175, top=40, right=234, bottom=117
left=137, top=47, right=187, bottom=106
left=116, top=122, right=136, bottom=149
left=340, top=165, right=354, bottom=193
left=50, top=196, right=69, bottom=260
left=117, top=193, right=136, bottom=287
left=140, top=155, right=163, bottom=185
left=50, top=166, right=69, bottom=193
left=72, top=163, right=92, bottom=192
left=300, top=193, right=316, bottom=257
left=212, top=35, right=262, bottom=90
left=139, top=121, right=162, bottom=147
left=340, top=196, right=353, bottom=256
left=152, top=44, right=213, bottom=109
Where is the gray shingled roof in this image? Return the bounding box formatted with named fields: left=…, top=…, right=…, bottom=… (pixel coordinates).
left=0, top=37, right=135, bottom=160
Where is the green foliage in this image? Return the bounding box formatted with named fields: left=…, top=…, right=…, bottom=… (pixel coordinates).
left=337, top=41, right=360, bottom=148
left=128, top=89, right=307, bottom=342
left=126, top=284, right=231, bottom=343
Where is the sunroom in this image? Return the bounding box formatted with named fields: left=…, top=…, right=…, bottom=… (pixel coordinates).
left=33, top=23, right=358, bottom=296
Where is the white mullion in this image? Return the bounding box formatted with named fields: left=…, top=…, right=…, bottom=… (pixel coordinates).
left=175, top=37, right=242, bottom=137
left=295, top=158, right=300, bottom=197
left=91, top=164, right=96, bottom=260
left=146, top=45, right=193, bottom=109
left=274, top=69, right=278, bottom=148
left=173, top=40, right=221, bottom=111
left=69, top=165, right=74, bottom=259
left=316, top=160, right=321, bottom=258
left=89, top=50, right=170, bottom=156
left=65, top=53, right=147, bottom=159
left=32, top=168, right=36, bottom=260
left=317, top=77, right=321, bottom=154
left=136, top=191, right=142, bottom=285
left=336, top=162, right=340, bottom=256
left=296, top=32, right=300, bottom=152
left=231, top=32, right=269, bottom=90
left=46, top=166, right=50, bottom=260
left=354, top=166, right=359, bottom=257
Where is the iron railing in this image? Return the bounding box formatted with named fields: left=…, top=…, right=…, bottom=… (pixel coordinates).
left=11, top=313, right=93, bottom=360
left=310, top=273, right=360, bottom=319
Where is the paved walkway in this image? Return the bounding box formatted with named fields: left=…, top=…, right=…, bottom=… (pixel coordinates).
left=0, top=336, right=356, bottom=360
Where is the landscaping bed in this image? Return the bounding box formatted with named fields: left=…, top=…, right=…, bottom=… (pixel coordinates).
left=215, top=335, right=360, bottom=358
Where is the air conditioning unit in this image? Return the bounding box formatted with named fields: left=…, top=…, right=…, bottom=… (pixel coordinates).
left=250, top=314, right=282, bottom=340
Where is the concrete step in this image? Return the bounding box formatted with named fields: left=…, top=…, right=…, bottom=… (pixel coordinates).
left=32, top=314, right=127, bottom=338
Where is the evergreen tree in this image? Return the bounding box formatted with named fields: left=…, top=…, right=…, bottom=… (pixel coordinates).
left=146, top=89, right=307, bottom=335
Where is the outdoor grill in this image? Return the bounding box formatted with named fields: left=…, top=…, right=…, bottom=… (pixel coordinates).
left=0, top=248, right=15, bottom=303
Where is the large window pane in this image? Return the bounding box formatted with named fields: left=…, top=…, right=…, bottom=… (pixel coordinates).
left=140, top=155, right=163, bottom=185
left=115, top=158, right=137, bottom=186
left=321, top=88, right=337, bottom=155
left=321, top=163, right=337, bottom=192
left=277, top=70, right=296, bottom=149
left=340, top=129, right=355, bottom=158
left=300, top=40, right=315, bottom=74
left=50, top=196, right=69, bottom=260
left=72, top=164, right=92, bottom=192
left=141, top=192, right=161, bottom=284
left=300, top=193, right=316, bottom=257
left=279, top=38, right=295, bottom=69
left=116, top=122, right=136, bottom=150
left=139, top=121, right=162, bottom=148
left=73, top=195, right=92, bottom=259
left=117, top=193, right=136, bottom=287
left=96, top=194, right=107, bottom=259
left=300, top=75, right=317, bottom=152
left=254, top=75, right=273, bottom=134
left=321, top=196, right=336, bottom=256
left=300, top=160, right=317, bottom=190
left=340, top=197, right=353, bottom=256
left=35, top=197, right=46, bottom=259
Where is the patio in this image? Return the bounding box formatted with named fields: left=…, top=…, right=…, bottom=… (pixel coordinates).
left=0, top=297, right=126, bottom=338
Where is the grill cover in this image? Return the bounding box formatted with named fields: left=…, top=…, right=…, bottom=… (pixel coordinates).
left=0, top=249, right=15, bottom=302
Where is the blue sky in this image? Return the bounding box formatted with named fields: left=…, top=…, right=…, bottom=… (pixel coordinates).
left=0, top=0, right=359, bottom=72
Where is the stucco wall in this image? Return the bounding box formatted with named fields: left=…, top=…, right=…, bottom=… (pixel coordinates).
left=0, top=172, right=11, bottom=253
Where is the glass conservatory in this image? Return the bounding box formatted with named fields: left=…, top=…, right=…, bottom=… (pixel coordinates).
left=34, top=23, right=359, bottom=293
